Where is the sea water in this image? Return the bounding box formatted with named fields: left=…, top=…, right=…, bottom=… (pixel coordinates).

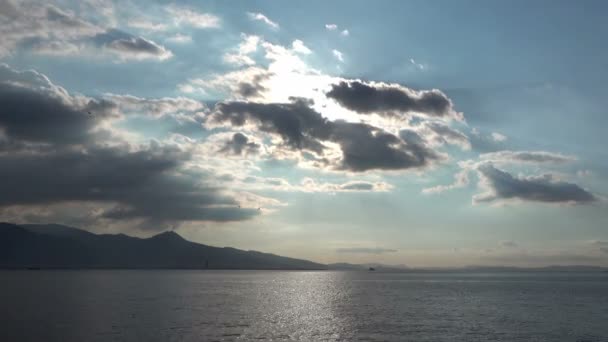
left=1, top=270, right=607, bottom=341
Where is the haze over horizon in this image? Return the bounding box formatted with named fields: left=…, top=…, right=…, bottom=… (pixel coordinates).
left=1, top=0, right=608, bottom=268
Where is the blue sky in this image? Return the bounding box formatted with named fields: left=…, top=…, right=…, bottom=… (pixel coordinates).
left=1, top=0, right=607, bottom=267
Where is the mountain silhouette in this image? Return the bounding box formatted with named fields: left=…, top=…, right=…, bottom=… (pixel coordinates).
left=0, top=223, right=326, bottom=270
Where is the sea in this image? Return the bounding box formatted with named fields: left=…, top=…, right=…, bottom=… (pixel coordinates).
left=1, top=270, right=607, bottom=341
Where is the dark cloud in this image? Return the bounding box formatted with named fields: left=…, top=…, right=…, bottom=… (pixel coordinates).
left=475, top=164, right=596, bottom=204
left=212, top=99, right=331, bottom=153
left=220, top=132, right=260, bottom=155
left=94, top=29, right=172, bottom=60
left=0, top=146, right=258, bottom=229
left=0, top=81, right=115, bottom=145
left=0, top=64, right=257, bottom=229
left=209, top=99, right=441, bottom=171
left=339, top=182, right=375, bottom=191
left=326, top=81, right=455, bottom=118
left=236, top=73, right=270, bottom=98
left=333, top=122, right=439, bottom=171
left=336, top=247, right=398, bottom=254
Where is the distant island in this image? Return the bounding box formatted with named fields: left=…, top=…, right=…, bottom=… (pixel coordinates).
left=0, top=223, right=326, bottom=270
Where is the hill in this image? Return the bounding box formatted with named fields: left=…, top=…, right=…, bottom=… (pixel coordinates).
left=0, top=223, right=326, bottom=270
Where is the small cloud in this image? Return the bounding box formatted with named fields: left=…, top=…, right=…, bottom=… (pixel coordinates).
left=128, top=18, right=169, bottom=32
left=332, top=49, right=344, bottom=62
left=500, top=240, right=518, bottom=248
left=291, top=40, right=311, bottom=55
left=103, top=35, right=173, bottom=61
left=336, top=247, right=398, bottom=254
left=247, top=12, right=279, bottom=29
left=479, top=150, right=575, bottom=165
left=409, top=58, right=425, bottom=71
left=491, top=132, right=507, bottom=142
left=220, top=133, right=260, bottom=156
left=325, top=24, right=349, bottom=36
left=166, top=6, right=220, bottom=29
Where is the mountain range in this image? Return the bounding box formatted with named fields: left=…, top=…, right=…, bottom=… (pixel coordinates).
left=0, top=222, right=326, bottom=270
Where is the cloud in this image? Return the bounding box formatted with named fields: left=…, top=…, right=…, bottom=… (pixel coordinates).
left=184, top=66, right=273, bottom=100
left=325, top=24, right=348, bottom=36
left=219, top=133, right=260, bottom=156
left=419, top=122, right=471, bottom=150
left=127, top=18, right=169, bottom=32
left=500, top=240, right=518, bottom=248
left=207, top=98, right=442, bottom=172
left=0, top=2, right=102, bottom=57
left=97, top=30, right=173, bottom=61
left=491, top=132, right=507, bottom=142
left=338, top=182, right=380, bottom=191
left=424, top=149, right=596, bottom=205
left=409, top=58, right=425, bottom=71
left=0, top=2, right=173, bottom=62
left=326, top=80, right=460, bottom=119
left=0, top=64, right=117, bottom=146
left=223, top=34, right=261, bottom=66
left=479, top=150, right=575, bottom=164
left=104, top=94, right=204, bottom=118
left=300, top=178, right=393, bottom=193
left=291, top=40, right=312, bottom=55
left=334, top=122, right=441, bottom=172
left=468, top=128, right=509, bottom=152
left=208, top=99, right=332, bottom=153
left=0, top=64, right=259, bottom=230
left=422, top=168, right=469, bottom=194
left=474, top=164, right=596, bottom=204
left=336, top=247, right=398, bottom=254
left=166, top=6, right=220, bottom=28
left=332, top=49, right=344, bottom=62
left=0, top=145, right=258, bottom=228
left=247, top=12, right=279, bottom=29
left=220, top=173, right=392, bottom=193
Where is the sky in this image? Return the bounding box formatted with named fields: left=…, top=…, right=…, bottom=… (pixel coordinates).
left=1, top=0, right=607, bottom=267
